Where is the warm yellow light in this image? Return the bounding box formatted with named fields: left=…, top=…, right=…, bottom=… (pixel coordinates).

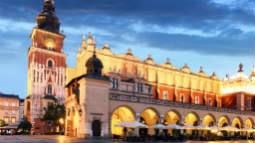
left=59, top=118, right=64, bottom=125
left=221, top=83, right=255, bottom=95
left=211, top=129, right=218, bottom=133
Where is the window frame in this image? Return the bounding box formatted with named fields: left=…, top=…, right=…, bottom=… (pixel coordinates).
left=195, top=96, right=199, bottom=104
left=47, top=84, right=53, bottom=95
left=180, top=94, right=185, bottom=103
left=46, top=59, right=54, bottom=68
left=163, top=91, right=168, bottom=100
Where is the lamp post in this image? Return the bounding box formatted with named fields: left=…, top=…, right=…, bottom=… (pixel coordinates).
left=59, top=118, right=65, bottom=134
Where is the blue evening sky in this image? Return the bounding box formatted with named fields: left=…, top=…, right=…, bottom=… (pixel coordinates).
left=0, top=0, right=254, bottom=98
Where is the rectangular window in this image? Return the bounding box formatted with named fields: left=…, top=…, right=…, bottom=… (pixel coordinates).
left=137, top=82, right=143, bottom=93
left=247, top=98, right=251, bottom=109
left=111, top=78, right=119, bottom=89
left=11, top=117, right=16, bottom=124
left=195, top=96, right=199, bottom=104
left=4, top=117, right=9, bottom=123
left=12, top=111, right=15, bottom=115
left=208, top=98, right=212, bottom=106
left=163, top=91, right=168, bottom=100
left=5, top=110, right=8, bottom=115
left=180, top=94, right=185, bottom=103
left=12, top=103, right=16, bottom=107
left=5, top=102, right=8, bottom=107
left=148, top=85, right=152, bottom=94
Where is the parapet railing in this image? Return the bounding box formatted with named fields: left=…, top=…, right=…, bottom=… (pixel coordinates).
left=109, top=93, right=255, bottom=116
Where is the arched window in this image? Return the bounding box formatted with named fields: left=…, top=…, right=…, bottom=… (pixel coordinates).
left=47, top=84, right=53, bottom=95
left=47, top=60, right=53, bottom=68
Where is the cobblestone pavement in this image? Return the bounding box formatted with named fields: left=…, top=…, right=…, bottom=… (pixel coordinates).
left=0, top=136, right=254, bottom=143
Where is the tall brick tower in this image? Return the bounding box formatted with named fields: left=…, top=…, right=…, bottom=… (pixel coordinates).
left=24, top=0, right=66, bottom=134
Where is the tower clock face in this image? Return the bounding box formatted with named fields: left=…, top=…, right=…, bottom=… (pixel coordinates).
left=45, top=36, right=55, bottom=49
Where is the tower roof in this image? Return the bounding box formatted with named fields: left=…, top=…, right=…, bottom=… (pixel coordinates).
left=85, top=49, right=103, bottom=76
left=36, top=0, right=60, bottom=33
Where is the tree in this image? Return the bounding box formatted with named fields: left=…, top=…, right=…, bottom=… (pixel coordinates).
left=18, top=118, right=32, bottom=133
left=42, top=103, right=65, bottom=133
left=0, top=120, right=7, bottom=127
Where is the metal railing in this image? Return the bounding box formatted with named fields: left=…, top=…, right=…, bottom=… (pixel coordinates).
left=109, top=93, right=255, bottom=116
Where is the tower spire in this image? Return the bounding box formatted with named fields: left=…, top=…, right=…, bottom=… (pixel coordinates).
left=36, top=0, right=60, bottom=33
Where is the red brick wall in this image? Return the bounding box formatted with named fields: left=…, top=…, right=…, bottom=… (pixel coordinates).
left=29, top=51, right=66, bottom=67
left=157, top=86, right=175, bottom=101
left=205, top=94, right=216, bottom=107
left=192, top=92, right=204, bottom=104
left=222, top=94, right=237, bottom=108
left=32, top=30, right=64, bottom=53
left=176, top=89, right=191, bottom=103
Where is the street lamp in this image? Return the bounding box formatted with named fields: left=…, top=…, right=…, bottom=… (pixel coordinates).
left=59, top=118, right=64, bottom=125
left=58, top=118, right=65, bottom=135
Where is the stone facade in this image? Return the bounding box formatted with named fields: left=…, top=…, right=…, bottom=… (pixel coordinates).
left=0, top=93, right=20, bottom=125
left=64, top=34, right=255, bottom=137
left=24, top=0, right=255, bottom=136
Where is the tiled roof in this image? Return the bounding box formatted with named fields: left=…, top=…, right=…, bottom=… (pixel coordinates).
left=0, top=93, right=19, bottom=99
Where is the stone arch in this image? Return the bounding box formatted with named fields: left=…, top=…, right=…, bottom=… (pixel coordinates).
left=140, top=107, right=160, bottom=118
left=202, top=114, right=216, bottom=127
left=140, top=108, right=160, bottom=125
left=110, top=106, right=136, bottom=136
left=164, top=110, right=182, bottom=135
left=184, top=112, right=200, bottom=126
left=140, top=108, right=160, bottom=135
left=245, top=118, right=254, bottom=128
left=218, top=116, right=230, bottom=128
left=111, top=105, right=136, bottom=117
left=231, top=116, right=243, bottom=129
left=164, top=110, right=182, bottom=125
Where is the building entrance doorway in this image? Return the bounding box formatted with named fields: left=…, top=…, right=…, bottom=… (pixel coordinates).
left=92, top=120, right=101, bottom=136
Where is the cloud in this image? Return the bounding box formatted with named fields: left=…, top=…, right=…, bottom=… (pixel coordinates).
left=0, top=0, right=253, bottom=57
left=0, top=0, right=254, bottom=98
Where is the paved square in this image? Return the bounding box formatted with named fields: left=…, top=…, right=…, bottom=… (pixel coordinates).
left=0, top=136, right=254, bottom=143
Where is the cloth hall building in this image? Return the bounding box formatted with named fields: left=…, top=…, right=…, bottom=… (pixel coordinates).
left=24, top=0, right=255, bottom=137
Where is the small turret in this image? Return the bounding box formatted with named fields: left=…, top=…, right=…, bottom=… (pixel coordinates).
left=166, top=58, right=171, bottom=65
left=238, top=63, right=243, bottom=72
left=199, top=66, right=204, bottom=73
left=81, top=34, right=86, bottom=50
left=87, top=32, right=94, bottom=45
left=126, top=48, right=133, bottom=56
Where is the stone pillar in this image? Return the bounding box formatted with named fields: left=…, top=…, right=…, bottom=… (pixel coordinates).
left=102, top=121, right=109, bottom=137
left=159, top=115, right=165, bottom=134
left=180, top=119, right=185, bottom=134
left=85, top=122, right=92, bottom=137
left=160, top=115, right=164, bottom=124
left=241, top=93, right=245, bottom=111
left=136, top=113, right=140, bottom=136
left=136, top=113, right=141, bottom=121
